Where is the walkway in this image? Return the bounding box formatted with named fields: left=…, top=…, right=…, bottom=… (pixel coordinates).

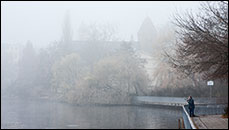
left=192, top=115, right=228, bottom=129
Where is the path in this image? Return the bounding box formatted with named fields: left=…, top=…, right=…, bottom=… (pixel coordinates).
left=193, top=115, right=228, bottom=129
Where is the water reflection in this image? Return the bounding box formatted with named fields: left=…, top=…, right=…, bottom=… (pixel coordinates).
left=2, top=99, right=182, bottom=129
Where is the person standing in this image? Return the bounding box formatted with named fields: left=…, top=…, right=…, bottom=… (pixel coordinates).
left=187, top=96, right=195, bottom=117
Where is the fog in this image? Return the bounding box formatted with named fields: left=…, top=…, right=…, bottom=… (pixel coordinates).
left=1, top=1, right=228, bottom=129
left=2, top=1, right=201, bottom=48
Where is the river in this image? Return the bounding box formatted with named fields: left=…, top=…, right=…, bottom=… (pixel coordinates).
left=1, top=98, right=182, bottom=129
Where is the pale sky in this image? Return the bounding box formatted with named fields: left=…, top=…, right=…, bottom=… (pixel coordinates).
left=1, top=1, right=201, bottom=48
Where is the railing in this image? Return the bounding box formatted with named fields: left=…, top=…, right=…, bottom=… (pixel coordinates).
left=132, top=96, right=187, bottom=106
left=182, top=105, right=197, bottom=129
left=132, top=96, right=228, bottom=106
left=193, top=104, right=226, bottom=115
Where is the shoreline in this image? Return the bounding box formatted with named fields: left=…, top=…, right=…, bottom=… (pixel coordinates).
left=2, top=96, right=182, bottom=110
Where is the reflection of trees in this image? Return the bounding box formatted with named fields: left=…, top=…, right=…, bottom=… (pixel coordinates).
left=3, top=99, right=183, bottom=129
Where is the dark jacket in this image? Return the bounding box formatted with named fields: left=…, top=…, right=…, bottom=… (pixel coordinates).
left=187, top=98, right=195, bottom=109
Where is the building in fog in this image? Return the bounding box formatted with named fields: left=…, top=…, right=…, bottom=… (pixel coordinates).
left=137, top=17, right=157, bottom=53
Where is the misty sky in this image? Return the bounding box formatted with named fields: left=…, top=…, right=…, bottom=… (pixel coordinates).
left=1, top=1, right=201, bottom=48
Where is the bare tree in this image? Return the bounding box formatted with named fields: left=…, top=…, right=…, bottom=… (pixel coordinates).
left=167, top=1, right=228, bottom=81
left=78, top=22, right=118, bottom=42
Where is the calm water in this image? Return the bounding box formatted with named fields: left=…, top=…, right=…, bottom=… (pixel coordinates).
left=1, top=99, right=182, bottom=129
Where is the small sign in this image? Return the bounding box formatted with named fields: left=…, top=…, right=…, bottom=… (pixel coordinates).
left=207, top=81, right=214, bottom=86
